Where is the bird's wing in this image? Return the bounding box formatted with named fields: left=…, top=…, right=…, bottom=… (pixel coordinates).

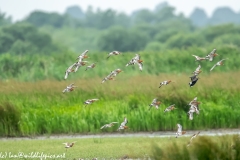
left=123, top=117, right=128, bottom=125
left=210, top=64, right=217, bottom=71
left=100, top=125, right=106, bottom=129
left=64, top=72, right=69, bottom=80
left=81, top=50, right=88, bottom=56
left=152, top=98, right=157, bottom=104
left=110, top=122, right=118, bottom=124
left=177, top=124, right=182, bottom=132
left=219, top=59, right=226, bottom=63
left=196, top=64, right=201, bottom=71
left=192, top=55, right=199, bottom=59
left=137, top=62, right=143, bottom=71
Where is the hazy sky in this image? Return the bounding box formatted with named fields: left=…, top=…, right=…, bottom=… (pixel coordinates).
left=0, top=0, right=239, bottom=21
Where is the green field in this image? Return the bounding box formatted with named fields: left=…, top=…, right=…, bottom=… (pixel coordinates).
left=0, top=46, right=240, bottom=136
left=0, top=135, right=240, bottom=159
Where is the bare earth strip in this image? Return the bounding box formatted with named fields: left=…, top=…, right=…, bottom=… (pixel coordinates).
left=1, top=129, right=240, bottom=141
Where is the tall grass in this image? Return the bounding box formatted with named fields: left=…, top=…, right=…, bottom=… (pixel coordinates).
left=0, top=45, right=239, bottom=81
left=151, top=135, right=240, bottom=160
left=0, top=71, right=239, bottom=136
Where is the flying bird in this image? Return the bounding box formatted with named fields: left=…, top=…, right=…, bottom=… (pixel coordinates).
left=101, top=72, right=115, bottom=83
left=187, top=131, right=200, bottom=146
left=85, top=63, right=96, bottom=71
left=159, top=80, right=172, bottom=88
left=84, top=99, right=99, bottom=106
left=63, top=142, right=76, bottom=151
left=164, top=104, right=177, bottom=113
left=192, top=64, right=202, bottom=75
left=100, top=122, right=118, bottom=129
left=176, top=124, right=186, bottom=138
left=107, top=51, right=121, bottom=59
left=206, top=49, right=218, bottom=61
left=64, top=63, right=76, bottom=80
left=62, top=83, right=77, bottom=93
left=74, top=61, right=88, bottom=72
left=192, top=55, right=207, bottom=61
left=189, top=75, right=199, bottom=87
left=149, top=98, right=161, bottom=110
left=126, top=54, right=143, bottom=69
left=210, top=59, right=227, bottom=71
left=117, top=117, right=128, bottom=131
left=76, top=50, right=89, bottom=61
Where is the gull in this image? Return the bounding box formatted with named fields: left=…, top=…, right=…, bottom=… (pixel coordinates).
left=210, top=59, right=227, bottom=71
left=206, top=49, right=218, bottom=61
left=62, top=83, right=77, bottom=93
left=64, top=63, right=76, bottom=80
left=107, top=51, right=121, bottom=59
left=74, top=61, right=88, bottom=72
left=100, top=122, right=118, bottom=129
left=159, top=80, right=172, bottom=88
left=76, top=50, right=89, bottom=61
left=85, top=63, right=96, bottom=71
left=187, top=131, right=200, bottom=146
left=84, top=99, right=99, bottom=106
left=189, top=75, right=199, bottom=87
left=164, top=104, right=177, bottom=113
left=192, top=55, right=207, bottom=61
left=192, top=64, right=202, bottom=75
left=176, top=124, right=186, bottom=138
left=149, top=98, right=161, bottom=110
left=117, top=117, right=128, bottom=131
left=63, top=142, right=76, bottom=151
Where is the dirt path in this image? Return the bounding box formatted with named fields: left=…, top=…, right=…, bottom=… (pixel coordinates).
left=1, top=128, right=240, bottom=140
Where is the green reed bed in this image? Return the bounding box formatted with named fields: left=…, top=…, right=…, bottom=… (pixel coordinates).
left=0, top=71, right=239, bottom=136
left=0, top=45, right=240, bottom=81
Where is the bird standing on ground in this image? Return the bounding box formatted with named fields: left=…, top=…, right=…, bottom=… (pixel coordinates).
left=117, top=117, right=128, bottom=131
left=210, top=59, right=227, bottom=71
left=176, top=124, right=186, bottom=138
left=149, top=98, right=161, bottom=110
left=159, top=80, right=172, bottom=88
left=107, top=51, right=121, bottom=59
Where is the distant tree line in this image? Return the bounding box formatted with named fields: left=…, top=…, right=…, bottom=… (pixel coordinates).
left=0, top=2, right=240, bottom=54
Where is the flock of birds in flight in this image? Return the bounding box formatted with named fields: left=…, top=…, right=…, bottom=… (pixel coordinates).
left=61, top=48, right=227, bottom=151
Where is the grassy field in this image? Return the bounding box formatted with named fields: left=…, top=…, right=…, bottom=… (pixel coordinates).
left=0, top=135, right=239, bottom=159
left=0, top=71, right=240, bottom=136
